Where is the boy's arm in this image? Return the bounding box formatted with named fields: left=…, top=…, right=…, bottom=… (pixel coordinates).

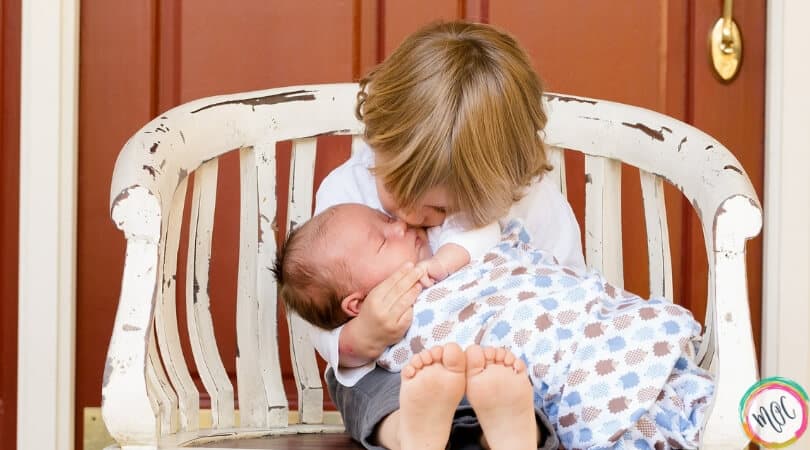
left=336, top=262, right=426, bottom=367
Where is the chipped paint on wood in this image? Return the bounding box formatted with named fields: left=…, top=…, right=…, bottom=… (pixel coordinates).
left=190, top=89, right=316, bottom=114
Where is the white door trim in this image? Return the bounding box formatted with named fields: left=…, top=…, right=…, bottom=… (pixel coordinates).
left=763, top=0, right=810, bottom=404
left=17, top=0, right=80, bottom=449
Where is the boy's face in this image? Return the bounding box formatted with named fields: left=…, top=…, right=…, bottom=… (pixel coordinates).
left=375, top=176, right=450, bottom=228
left=326, top=204, right=431, bottom=293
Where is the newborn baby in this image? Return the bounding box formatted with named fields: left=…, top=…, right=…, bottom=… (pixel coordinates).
left=276, top=203, right=714, bottom=449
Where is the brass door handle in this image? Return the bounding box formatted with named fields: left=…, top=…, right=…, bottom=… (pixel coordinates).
left=709, top=0, right=743, bottom=81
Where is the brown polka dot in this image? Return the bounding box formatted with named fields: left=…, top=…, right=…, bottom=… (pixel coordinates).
left=638, top=386, right=660, bottom=402
left=513, top=329, right=531, bottom=346
left=563, top=267, right=578, bottom=276
left=654, top=441, right=666, bottom=450
left=584, top=322, right=605, bottom=338
left=483, top=253, right=498, bottom=263
left=474, top=328, right=486, bottom=344
left=460, top=280, right=478, bottom=291
left=432, top=321, right=454, bottom=340
left=409, top=337, right=426, bottom=354
left=584, top=299, right=599, bottom=313
left=377, top=359, right=391, bottom=370
left=458, top=303, right=478, bottom=322
left=595, top=359, right=616, bottom=375
left=636, top=416, right=656, bottom=438
left=608, top=396, right=629, bottom=413
left=553, top=350, right=565, bottom=363
left=582, top=407, right=602, bottom=423
left=567, top=369, right=588, bottom=386
left=608, top=428, right=626, bottom=442
left=532, top=363, right=549, bottom=379
left=665, top=305, right=685, bottom=316
left=653, top=341, right=671, bottom=356
left=604, top=283, right=617, bottom=298
left=639, top=307, right=659, bottom=320
left=490, top=266, right=509, bottom=280
left=512, top=267, right=528, bottom=276
left=556, top=309, right=578, bottom=325
left=393, top=347, right=410, bottom=364
left=624, top=348, right=648, bottom=365
left=667, top=438, right=682, bottom=448
left=517, top=291, right=536, bottom=301
left=559, top=412, right=578, bottom=428
left=486, top=295, right=509, bottom=306
left=425, top=287, right=451, bottom=302
left=613, top=314, right=634, bottom=330
left=535, top=313, right=553, bottom=331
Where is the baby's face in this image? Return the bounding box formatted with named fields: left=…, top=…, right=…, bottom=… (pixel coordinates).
left=327, top=204, right=432, bottom=293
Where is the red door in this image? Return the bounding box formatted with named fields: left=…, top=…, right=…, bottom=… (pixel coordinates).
left=75, top=2, right=765, bottom=449
left=1, top=0, right=21, bottom=447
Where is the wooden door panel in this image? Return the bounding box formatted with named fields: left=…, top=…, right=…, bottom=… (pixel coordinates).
left=1, top=0, right=21, bottom=447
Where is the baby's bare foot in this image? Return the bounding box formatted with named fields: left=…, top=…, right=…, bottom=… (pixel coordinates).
left=466, top=346, right=537, bottom=450
left=399, top=343, right=466, bottom=450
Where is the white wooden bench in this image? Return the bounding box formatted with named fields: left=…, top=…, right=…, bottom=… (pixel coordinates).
left=103, top=83, right=762, bottom=449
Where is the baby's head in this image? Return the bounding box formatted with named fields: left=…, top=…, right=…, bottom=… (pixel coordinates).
left=357, top=20, right=551, bottom=228
left=274, top=203, right=431, bottom=329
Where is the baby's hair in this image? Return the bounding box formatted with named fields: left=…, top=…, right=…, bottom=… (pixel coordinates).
left=272, top=207, right=352, bottom=330
left=356, top=20, right=551, bottom=227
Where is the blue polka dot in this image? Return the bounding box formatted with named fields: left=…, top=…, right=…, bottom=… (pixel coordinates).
left=579, top=427, right=592, bottom=442
left=540, top=298, right=559, bottom=310
left=556, top=328, right=573, bottom=340
left=479, top=286, right=497, bottom=297
left=535, top=275, right=552, bottom=287
left=607, top=336, right=626, bottom=352
left=630, top=408, right=646, bottom=422
left=620, top=372, right=640, bottom=389
left=415, top=309, right=434, bottom=326
left=663, top=320, right=681, bottom=334
left=634, top=439, right=652, bottom=450
left=675, top=357, right=688, bottom=370
left=564, top=391, right=582, bottom=406
left=490, top=321, right=512, bottom=339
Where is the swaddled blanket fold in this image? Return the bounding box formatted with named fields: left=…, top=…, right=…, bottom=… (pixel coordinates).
left=378, top=221, right=713, bottom=449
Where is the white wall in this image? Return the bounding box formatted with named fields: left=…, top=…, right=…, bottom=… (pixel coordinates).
left=763, top=0, right=810, bottom=448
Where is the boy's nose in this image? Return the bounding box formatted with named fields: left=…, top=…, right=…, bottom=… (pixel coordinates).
left=399, top=209, right=425, bottom=227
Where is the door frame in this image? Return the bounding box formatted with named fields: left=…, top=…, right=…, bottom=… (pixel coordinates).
left=762, top=1, right=810, bottom=390
left=17, top=0, right=79, bottom=448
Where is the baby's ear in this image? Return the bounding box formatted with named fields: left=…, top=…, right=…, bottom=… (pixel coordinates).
left=341, top=292, right=364, bottom=317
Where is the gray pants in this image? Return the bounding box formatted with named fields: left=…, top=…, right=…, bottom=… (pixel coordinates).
left=325, top=366, right=559, bottom=450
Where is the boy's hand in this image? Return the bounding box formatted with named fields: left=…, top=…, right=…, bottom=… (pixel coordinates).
left=338, top=262, right=425, bottom=366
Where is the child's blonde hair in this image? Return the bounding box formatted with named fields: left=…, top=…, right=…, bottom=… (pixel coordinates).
left=356, top=21, right=551, bottom=227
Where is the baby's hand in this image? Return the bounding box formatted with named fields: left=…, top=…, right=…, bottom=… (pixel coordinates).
left=415, top=258, right=450, bottom=288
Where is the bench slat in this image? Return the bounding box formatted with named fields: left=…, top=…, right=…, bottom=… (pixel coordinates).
left=147, top=324, right=179, bottom=434
left=254, top=141, right=291, bottom=427
left=546, top=145, right=567, bottom=197
left=640, top=170, right=673, bottom=300
left=286, top=138, right=325, bottom=425
left=154, top=178, right=200, bottom=431
left=584, top=155, right=624, bottom=286
left=236, top=147, right=274, bottom=427
left=186, top=158, right=236, bottom=428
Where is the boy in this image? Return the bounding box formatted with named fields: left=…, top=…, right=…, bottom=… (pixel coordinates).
left=276, top=203, right=714, bottom=450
